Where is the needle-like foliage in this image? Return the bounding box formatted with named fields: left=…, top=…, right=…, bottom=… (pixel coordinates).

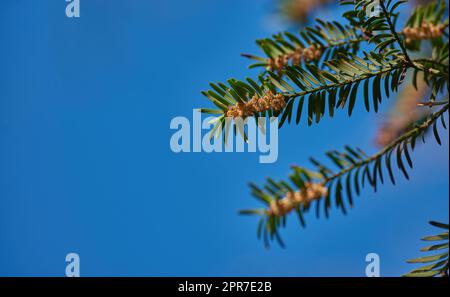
left=404, top=221, right=449, bottom=277
left=198, top=0, right=449, bottom=276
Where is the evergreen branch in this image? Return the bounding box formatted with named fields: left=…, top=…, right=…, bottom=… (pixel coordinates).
left=243, top=27, right=366, bottom=71
left=201, top=51, right=410, bottom=136
left=285, top=62, right=406, bottom=99
left=321, top=103, right=449, bottom=185
left=241, top=103, right=449, bottom=246
left=403, top=221, right=449, bottom=277
left=245, top=21, right=449, bottom=74
left=201, top=1, right=450, bottom=133
left=198, top=0, right=450, bottom=254
left=414, top=58, right=449, bottom=71
left=403, top=0, right=448, bottom=51
left=413, top=58, right=449, bottom=80
left=379, top=0, right=414, bottom=65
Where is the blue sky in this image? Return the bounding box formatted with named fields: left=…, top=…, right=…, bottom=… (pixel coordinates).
left=0, top=0, right=448, bottom=276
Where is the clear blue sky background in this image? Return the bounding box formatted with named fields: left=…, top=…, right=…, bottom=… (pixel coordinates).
left=0, top=0, right=448, bottom=276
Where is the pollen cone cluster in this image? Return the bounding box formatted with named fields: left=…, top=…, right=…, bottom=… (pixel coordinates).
left=402, top=22, right=446, bottom=43
left=226, top=90, right=286, bottom=119
left=266, top=45, right=322, bottom=72
left=267, top=183, right=328, bottom=216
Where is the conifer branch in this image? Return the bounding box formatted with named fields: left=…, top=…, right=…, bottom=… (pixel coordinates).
left=321, top=103, right=449, bottom=185
left=198, top=0, right=450, bottom=266
left=240, top=103, right=449, bottom=246
left=379, top=0, right=414, bottom=65
left=404, top=221, right=449, bottom=277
